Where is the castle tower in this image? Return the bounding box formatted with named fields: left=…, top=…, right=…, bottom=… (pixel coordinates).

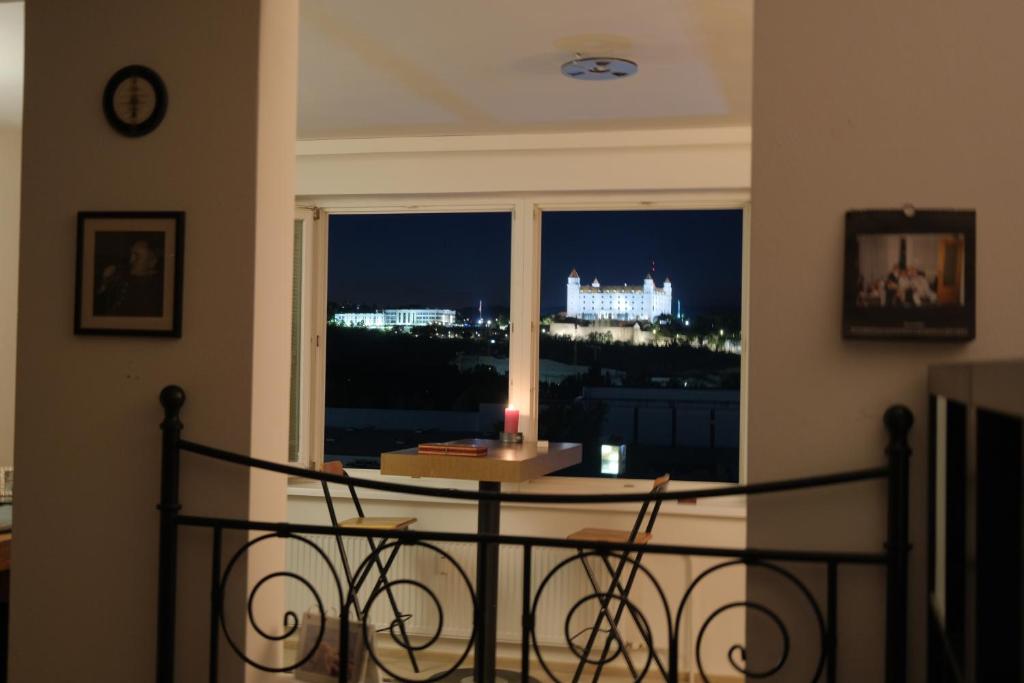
left=642, top=272, right=655, bottom=320
left=660, top=277, right=673, bottom=317
left=566, top=268, right=581, bottom=317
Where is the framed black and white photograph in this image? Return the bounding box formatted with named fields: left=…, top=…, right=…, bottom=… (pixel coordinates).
left=843, top=209, right=975, bottom=341
left=75, top=211, right=184, bottom=337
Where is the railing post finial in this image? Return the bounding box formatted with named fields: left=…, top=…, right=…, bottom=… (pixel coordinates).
left=160, top=385, right=186, bottom=429
left=883, top=405, right=914, bottom=445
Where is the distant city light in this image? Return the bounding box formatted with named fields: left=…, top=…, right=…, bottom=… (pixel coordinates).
left=332, top=308, right=456, bottom=329
left=600, top=444, right=625, bottom=475
left=719, top=329, right=724, bottom=336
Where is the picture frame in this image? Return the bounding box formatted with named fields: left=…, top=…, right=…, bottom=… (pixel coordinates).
left=75, top=211, right=184, bottom=337
left=842, top=209, right=975, bottom=341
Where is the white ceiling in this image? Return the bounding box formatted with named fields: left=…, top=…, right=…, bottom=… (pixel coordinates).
left=0, top=2, right=23, bottom=128
left=0, top=1, right=753, bottom=137
left=298, top=0, right=753, bottom=140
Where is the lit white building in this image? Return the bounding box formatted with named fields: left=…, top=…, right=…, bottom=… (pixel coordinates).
left=566, top=269, right=672, bottom=321
left=332, top=308, right=457, bottom=329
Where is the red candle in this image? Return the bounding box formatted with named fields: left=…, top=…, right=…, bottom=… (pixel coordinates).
left=503, top=405, right=520, bottom=433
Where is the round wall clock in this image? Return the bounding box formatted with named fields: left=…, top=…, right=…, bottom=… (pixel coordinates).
left=102, top=65, right=168, bottom=137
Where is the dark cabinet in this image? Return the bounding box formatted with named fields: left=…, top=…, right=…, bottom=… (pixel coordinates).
left=928, top=361, right=1024, bottom=682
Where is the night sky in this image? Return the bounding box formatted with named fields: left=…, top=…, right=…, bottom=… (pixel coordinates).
left=329, top=213, right=511, bottom=309
left=329, top=209, right=743, bottom=313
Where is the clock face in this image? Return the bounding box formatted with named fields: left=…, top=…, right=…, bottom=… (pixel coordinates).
left=112, top=76, right=158, bottom=125
left=103, top=65, right=167, bottom=137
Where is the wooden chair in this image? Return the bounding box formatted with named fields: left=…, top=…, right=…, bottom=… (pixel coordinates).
left=565, top=473, right=670, bottom=682
left=320, top=460, right=416, bottom=532
left=318, top=460, right=420, bottom=673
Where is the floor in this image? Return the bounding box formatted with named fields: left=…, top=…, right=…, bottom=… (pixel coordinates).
left=282, top=630, right=745, bottom=683
left=282, top=637, right=742, bottom=682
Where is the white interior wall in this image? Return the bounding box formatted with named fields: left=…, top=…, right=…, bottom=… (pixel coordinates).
left=749, top=2, right=1024, bottom=681
left=0, top=126, right=19, bottom=468
left=11, top=2, right=297, bottom=681
left=296, top=127, right=751, bottom=198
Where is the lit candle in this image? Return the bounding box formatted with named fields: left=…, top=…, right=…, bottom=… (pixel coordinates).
left=503, top=405, right=520, bottom=434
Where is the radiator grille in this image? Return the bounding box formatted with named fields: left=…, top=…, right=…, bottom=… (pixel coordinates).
left=286, top=535, right=606, bottom=646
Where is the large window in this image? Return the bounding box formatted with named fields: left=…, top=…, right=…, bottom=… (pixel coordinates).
left=300, top=200, right=746, bottom=484
left=538, top=210, right=743, bottom=482
left=323, top=212, right=511, bottom=467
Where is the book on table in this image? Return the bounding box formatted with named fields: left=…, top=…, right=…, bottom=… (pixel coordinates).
left=416, top=441, right=488, bottom=456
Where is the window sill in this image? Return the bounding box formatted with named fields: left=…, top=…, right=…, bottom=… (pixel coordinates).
left=287, top=468, right=746, bottom=520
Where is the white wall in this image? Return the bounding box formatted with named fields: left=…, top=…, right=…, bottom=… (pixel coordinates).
left=749, top=2, right=1024, bottom=681
left=11, top=2, right=296, bottom=681
left=296, top=127, right=751, bottom=198
left=0, top=126, right=19, bottom=468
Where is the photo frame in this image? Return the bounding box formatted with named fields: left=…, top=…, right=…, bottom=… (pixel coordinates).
left=75, top=211, right=184, bottom=337
left=842, top=209, right=975, bottom=341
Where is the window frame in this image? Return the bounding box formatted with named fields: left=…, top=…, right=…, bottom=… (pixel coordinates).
left=291, top=207, right=327, bottom=468
left=298, top=191, right=750, bottom=488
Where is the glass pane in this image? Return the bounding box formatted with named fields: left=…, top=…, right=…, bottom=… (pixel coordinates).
left=325, top=212, right=511, bottom=468
left=539, top=209, right=743, bottom=482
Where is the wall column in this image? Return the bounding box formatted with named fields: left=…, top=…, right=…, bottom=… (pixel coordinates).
left=749, top=2, right=1024, bottom=681
left=11, top=1, right=298, bottom=681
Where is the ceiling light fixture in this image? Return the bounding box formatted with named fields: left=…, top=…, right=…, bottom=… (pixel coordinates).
left=561, top=53, right=638, bottom=81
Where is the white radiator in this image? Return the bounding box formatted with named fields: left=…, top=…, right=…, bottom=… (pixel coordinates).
left=284, top=534, right=694, bottom=678
left=285, top=535, right=594, bottom=645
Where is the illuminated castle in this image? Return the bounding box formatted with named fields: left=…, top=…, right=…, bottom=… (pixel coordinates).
left=566, top=268, right=672, bottom=321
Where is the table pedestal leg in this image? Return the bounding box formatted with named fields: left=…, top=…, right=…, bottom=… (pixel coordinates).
left=447, top=482, right=533, bottom=683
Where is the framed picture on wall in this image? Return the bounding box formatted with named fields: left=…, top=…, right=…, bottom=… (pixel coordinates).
left=75, top=211, right=185, bottom=337
left=842, top=209, right=975, bottom=341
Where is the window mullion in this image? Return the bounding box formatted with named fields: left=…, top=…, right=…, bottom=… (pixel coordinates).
left=509, top=199, right=540, bottom=441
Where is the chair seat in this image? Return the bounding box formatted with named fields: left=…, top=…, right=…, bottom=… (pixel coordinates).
left=567, top=527, right=651, bottom=545
left=339, top=516, right=417, bottom=531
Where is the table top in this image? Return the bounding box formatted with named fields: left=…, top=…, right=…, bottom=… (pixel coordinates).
left=381, top=439, right=582, bottom=484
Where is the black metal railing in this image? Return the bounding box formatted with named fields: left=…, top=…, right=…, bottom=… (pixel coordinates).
left=155, top=385, right=912, bottom=682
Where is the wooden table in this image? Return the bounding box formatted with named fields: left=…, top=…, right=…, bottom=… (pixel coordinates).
left=381, top=439, right=582, bottom=682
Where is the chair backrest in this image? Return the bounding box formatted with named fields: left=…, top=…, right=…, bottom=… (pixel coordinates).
left=625, top=473, right=671, bottom=544
left=315, top=460, right=365, bottom=617
left=318, top=459, right=367, bottom=519
left=321, top=460, right=345, bottom=476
